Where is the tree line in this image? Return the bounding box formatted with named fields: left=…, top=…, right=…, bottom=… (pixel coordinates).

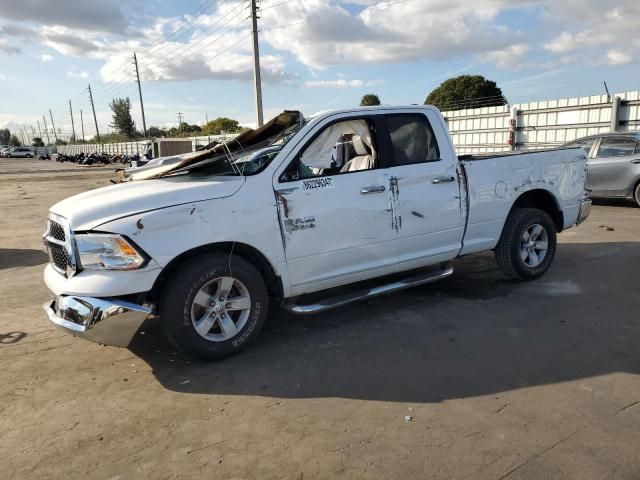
left=359, top=74, right=506, bottom=111
left=106, top=97, right=247, bottom=144
left=2, top=75, right=504, bottom=148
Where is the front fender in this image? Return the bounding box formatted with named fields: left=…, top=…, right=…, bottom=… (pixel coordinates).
left=97, top=193, right=291, bottom=295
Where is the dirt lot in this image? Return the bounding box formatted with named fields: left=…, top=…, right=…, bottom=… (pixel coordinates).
left=1, top=158, right=639, bottom=479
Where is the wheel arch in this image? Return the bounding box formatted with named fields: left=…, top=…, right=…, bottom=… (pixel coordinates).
left=509, top=188, right=564, bottom=232
left=149, top=242, right=283, bottom=309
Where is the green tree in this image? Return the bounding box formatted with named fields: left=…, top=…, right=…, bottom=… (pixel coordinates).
left=179, top=122, right=202, bottom=134
left=0, top=128, right=10, bottom=144
left=147, top=126, right=166, bottom=138
left=55, top=138, right=68, bottom=146
left=360, top=94, right=381, bottom=106
left=425, top=75, right=506, bottom=111
left=109, top=97, right=137, bottom=138
left=9, top=134, right=21, bottom=146
left=203, top=117, right=241, bottom=135
left=32, top=137, right=45, bottom=147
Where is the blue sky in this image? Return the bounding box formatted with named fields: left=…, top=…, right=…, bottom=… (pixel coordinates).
left=1, top=0, right=639, bottom=140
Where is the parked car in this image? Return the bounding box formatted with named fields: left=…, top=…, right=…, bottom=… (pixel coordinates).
left=42, top=106, right=591, bottom=360
left=7, top=147, right=34, bottom=158
left=562, top=132, right=640, bottom=206
left=0, top=146, right=12, bottom=157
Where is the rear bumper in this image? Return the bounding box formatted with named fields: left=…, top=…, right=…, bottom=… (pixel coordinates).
left=576, top=197, right=592, bottom=225
left=44, top=295, right=151, bottom=347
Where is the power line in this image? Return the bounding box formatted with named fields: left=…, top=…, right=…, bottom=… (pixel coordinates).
left=260, top=0, right=298, bottom=10
left=138, top=2, right=249, bottom=71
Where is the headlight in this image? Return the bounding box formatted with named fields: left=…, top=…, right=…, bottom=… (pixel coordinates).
left=75, top=234, right=147, bottom=271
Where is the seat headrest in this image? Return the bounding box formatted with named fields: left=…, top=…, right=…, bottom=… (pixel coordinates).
left=352, top=135, right=371, bottom=156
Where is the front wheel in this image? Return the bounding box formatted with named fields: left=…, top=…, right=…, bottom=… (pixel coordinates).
left=494, top=208, right=557, bottom=280
left=159, top=253, right=269, bottom=360
left=634, top=182, right=640, bottom=208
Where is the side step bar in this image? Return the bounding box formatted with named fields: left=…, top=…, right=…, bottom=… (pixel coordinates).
left=285, top=262, right=454, bottom=315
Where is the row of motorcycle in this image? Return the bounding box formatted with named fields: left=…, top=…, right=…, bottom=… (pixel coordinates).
left=54, top=152, right=143, bottom=166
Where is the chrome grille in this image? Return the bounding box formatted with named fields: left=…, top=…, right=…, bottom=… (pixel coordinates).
left=48, top=244, right=69, bottom=272
left=43, top=214, right=77, bottom=277
left=49, top=221, right=66, bottom=242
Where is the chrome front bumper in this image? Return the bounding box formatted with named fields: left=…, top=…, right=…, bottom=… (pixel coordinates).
left=576, top=197, right=592, bottom=225
left=44, top=295, right=151, bottom=347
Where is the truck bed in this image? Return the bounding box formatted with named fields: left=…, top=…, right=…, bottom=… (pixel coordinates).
left=459, top=147, right=564, bottom=161
left=458, top=146, right=587, bottom=256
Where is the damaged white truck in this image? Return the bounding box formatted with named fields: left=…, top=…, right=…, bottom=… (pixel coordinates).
left=43, top=106, right=591, bottom=359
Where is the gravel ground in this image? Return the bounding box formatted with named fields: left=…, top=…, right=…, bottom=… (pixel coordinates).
left=1, top=158, right=639, bottom=479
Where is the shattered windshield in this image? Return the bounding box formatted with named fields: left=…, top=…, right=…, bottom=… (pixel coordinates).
left=166, top=122, right=302, bottom=178
left=184, top=146, right=282, bottom=178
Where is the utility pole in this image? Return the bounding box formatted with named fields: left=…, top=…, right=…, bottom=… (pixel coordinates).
left=88, top=84, right=100, bottom=143
left=80, top=109, right=85, bottom=141
left=68, top=100, right=76, bottom=143
left=42, top=116, right=51, bottom=145
left=177, top=112, right=184, bottom=133
left=250, top=0, right=264, bottom=127
left=206, top=113, right=209, bottom=125
left=133, top=52, right=148, bottom=138
left=49, top=109, right=58, bottom=144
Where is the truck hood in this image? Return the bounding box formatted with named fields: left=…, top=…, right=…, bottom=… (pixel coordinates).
left=50, top=175, right=244, bottom=230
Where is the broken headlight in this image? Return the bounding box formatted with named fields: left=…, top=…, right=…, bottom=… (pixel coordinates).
left=75, top=234, right=147, bottom=271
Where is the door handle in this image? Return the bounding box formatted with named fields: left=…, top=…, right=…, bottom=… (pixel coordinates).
left=360, top=185, right=386, bottom=194
left=275, top=187, right=298, bottom=196
left=432, top=176, right=456, bottom=184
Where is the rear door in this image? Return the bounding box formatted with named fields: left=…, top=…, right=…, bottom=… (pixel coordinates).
left=381, top=111, right=464, bottom=269
left=588, top=136, right=639, bottom=196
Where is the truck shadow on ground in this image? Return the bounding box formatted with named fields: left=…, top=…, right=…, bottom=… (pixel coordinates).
left=0, top=249, right=49, bottom=270
left=129, top=242, right=640, bottom=403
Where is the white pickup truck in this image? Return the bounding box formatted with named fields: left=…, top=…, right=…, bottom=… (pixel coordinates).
left=43, top=106, right=591, bottom=359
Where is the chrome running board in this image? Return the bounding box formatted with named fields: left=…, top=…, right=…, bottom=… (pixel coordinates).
left=285, top=262, right=454, bottom=315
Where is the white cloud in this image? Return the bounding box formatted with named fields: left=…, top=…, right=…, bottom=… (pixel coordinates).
left=607, top=50, right=632, bottom=65
left=67, top=68, right=90, bottom=79
left=482, top=44, right=530, bottom=69
left=261, top=0, right=523, bottom=70
left=38, top=53, right=53, bottom=62
left=542, top=0, right=640, bottom=65
left=0, top=73, right=5, bottom=80
left=0, top=38, right=20, bottom=54
left=304, top=78, right=382, bottom=88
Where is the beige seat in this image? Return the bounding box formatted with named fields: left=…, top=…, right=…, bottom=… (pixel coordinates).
left=340, top=135, right=375, bottom=172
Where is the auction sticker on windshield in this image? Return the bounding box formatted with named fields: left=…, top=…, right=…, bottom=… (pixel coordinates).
left=302, top=177, right=334, bottom=191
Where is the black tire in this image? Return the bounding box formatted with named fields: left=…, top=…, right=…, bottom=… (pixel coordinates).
left=494, top=208, right=557, bottom=281
left=634, top=182, right=640, bottom=208
left=26, top=154, right=32, bottom=158
left=159, top=253, right=269, bottom=360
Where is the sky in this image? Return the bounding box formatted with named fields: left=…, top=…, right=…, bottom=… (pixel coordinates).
left=1, top=0, right=640, bottom=140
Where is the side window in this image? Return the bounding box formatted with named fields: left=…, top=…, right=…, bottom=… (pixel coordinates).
left=595, top=137, right=638, bottom=158
left=386, top=114, right=440, bottom=166
left=282, top=119, right=376, bottom=181
left=566, top=137, right=596, bottom=155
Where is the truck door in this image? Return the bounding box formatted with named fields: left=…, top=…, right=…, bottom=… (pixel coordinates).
left=588, top=136, right=639, bottom=196
left=274, top=116, right=397, bottom=292
left=381, top=112, right=464, bottom=268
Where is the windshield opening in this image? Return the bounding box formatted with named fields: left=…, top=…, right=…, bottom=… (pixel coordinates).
left=168, top=122, right=302, bottom=178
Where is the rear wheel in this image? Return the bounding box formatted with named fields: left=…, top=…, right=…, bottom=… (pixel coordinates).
left=634, top=182, right=640, bottom=207
left=160, top=253, right=269, bottom=360
left=495, top=208, right=557, bottom=280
